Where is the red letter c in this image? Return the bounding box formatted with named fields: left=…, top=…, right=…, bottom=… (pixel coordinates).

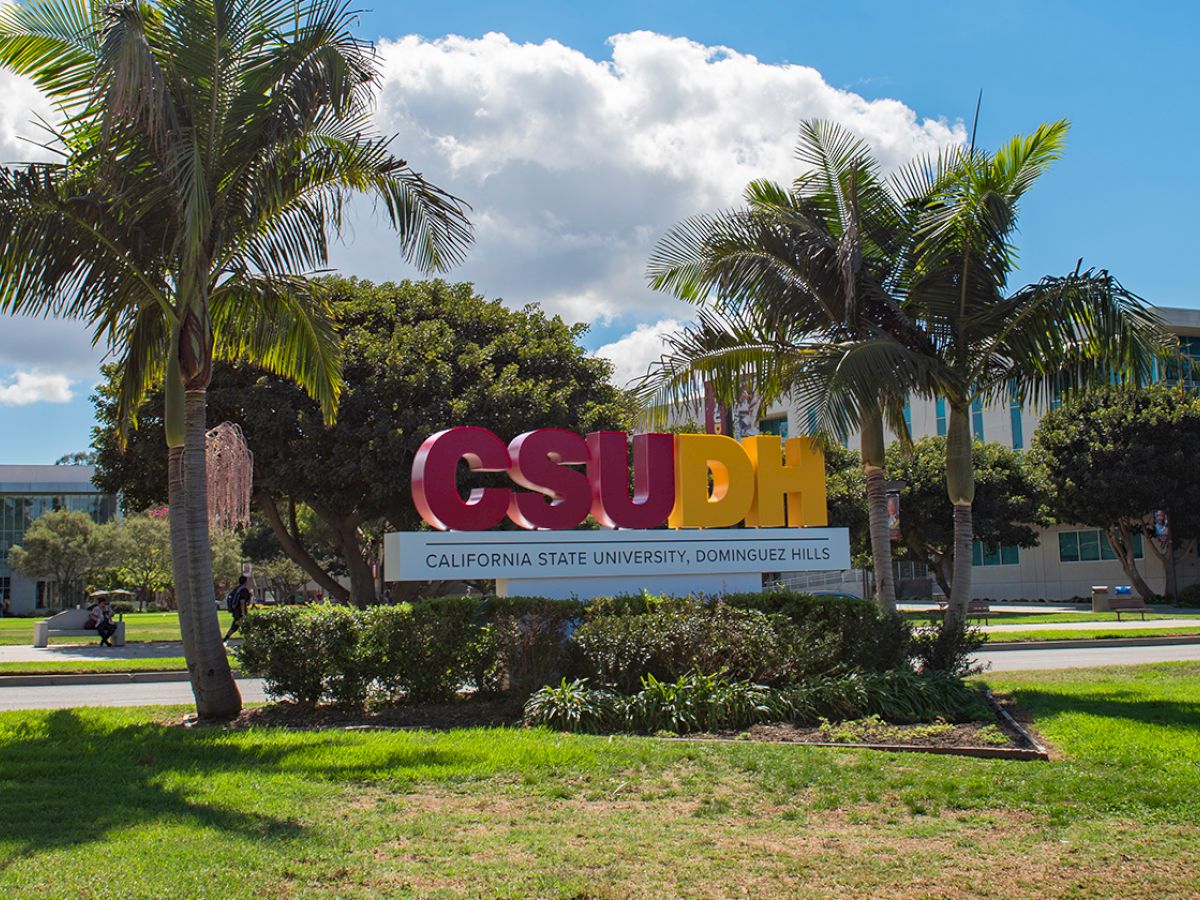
left=412, top=427, right=511, bottom=530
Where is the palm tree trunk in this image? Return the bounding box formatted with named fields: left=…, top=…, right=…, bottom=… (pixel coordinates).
left=860, top=411, right=897, bottom=616
left=945, top=403, right=975, bottom=629
left=164, top=350, right=197, bottom=662
left=182, top=389, right=242, bottom=718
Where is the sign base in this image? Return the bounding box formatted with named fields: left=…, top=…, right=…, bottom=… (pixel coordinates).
left=496, top=572, right=761, bottom=600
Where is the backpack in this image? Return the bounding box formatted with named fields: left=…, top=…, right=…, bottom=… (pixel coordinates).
left=227, top=586, right=249, bottom=616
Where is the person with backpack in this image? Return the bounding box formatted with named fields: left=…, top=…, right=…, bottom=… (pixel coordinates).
left=223, top=576, right=252, bottom=642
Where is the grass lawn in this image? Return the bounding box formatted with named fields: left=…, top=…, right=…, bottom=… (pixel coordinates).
left=986, top=626, right=1200, bottom=643
left=0, top=657, right=190, bottom=675
left=1, top=663, right=1198, bottom=897
left=902, top=609, right=1193, bottom=625
left=0, top=611, right=231, bottom=645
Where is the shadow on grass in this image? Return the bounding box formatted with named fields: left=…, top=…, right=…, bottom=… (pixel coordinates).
left=0, top=708, right=478, bottom=870
left=989, top=683, right=1200, bottom=732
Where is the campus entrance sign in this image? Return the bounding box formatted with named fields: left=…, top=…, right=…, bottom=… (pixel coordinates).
left=383, top=427, right=851, bottom=598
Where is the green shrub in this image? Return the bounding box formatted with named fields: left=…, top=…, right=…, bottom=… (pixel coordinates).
left=524, top=669, right=985, bottom=735
left=1175, top=583, right=1200, bottom=608
left=909, top=621, right=987, bottom=676
left=572, top=601, right=793, bottom=691
left=483, top=596, right=582, bottom=697
left=624, top=672, right=785, bottom=734
left=723, top=590, right=911, bottom=673
left=522, top=678, right=622, bottom=732
left=360, top=599, right=481, bottom=704
left=236, top=605, right=366, bottom=707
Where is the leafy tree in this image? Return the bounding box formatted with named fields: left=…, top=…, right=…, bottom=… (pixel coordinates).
left=256, top=555, right=310, bottom=605
left=0, top=1, right=470, bottom=718
left=55, top=451, right=94, bottom=466
left=99, top=512, right=173, bottom=609
left=885, top=437, right=1049, bottom=595
left=822, top=443, right=870, bottom=567
left=94, top=278, right=632, bottom=604
left=1033, top=384, right=1200, bottom=600
left=9, top=510, right=114, bottom=608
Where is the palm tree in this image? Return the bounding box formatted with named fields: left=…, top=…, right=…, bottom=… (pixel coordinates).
left=0, top=0, right=471, bottom=717
left=899, top=120, right=1168, bottom=626
left=643, top=121, right=938, bottom=616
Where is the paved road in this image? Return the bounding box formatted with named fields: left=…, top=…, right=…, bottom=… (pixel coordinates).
left=0, top=678, right=267, bottom=711
left=976, top=642, right=1200, bottom=672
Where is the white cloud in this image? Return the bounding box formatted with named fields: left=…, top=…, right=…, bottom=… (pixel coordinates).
left=595, top=318, right=683, bottom=388
left=0, top=68, right=55, bottom=162
left=0, top=30, right=967, bottom=391
left=331, top=30, right=965, bottom=323
left=0, top=370, right=74, bottom=406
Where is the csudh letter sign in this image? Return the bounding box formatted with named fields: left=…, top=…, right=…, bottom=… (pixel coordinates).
left=384, top=428, right=852, bottom=594
left=410, top=427, right=828, bottom=531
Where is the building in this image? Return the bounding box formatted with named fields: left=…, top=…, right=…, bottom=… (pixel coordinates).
left=0, top=465, right=118, bottom=614
left=754, top=306, right=1200, bottom=601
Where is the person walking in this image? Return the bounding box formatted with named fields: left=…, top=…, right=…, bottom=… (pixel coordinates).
left=223, top=576, right=252, bottom=642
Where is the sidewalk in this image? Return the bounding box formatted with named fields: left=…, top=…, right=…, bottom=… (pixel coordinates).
left=0, top=641, right=189, bottom=664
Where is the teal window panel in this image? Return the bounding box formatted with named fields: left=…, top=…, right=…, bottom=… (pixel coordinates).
left=1059, top=532, right=1080, bottom=562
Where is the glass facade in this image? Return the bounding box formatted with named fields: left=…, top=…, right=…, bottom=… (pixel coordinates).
left=1009, top=387, right=1024, bottom=451
left=759, top=416, right=789, bottom=439
left=972, top=541, right=1020, bottom=567
left=0, top=492, right=117, bottom=605
left=1058, top=529, right=1143, bottom=563
left=935, top=397, right=947, bottom=436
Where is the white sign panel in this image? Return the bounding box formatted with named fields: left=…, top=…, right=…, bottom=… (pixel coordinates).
left=384, top=527, right=850, bottom=582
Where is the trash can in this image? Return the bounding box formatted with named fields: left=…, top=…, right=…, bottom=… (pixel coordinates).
left=1091, top=585, right=1110, bottom=612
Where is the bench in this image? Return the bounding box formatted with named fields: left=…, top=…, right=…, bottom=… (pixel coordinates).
left=1108, top=595, right=1149, bottom=621
left=32, top=607, right=126, bottom=648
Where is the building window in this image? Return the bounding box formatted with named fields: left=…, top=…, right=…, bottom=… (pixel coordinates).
left=935, top=397, right=947, bottom=437
left=971, top=398, right=985, bottom=441
left=807, top=407, right=818, bottom=436
left=902, top=401, right=912, bottom=437
left=1162, top=336, right=1200, bottom=388
left=1058, top=529, right=1143, bottom=563
left=972, top=541, right=1020, bottom=567
left=759, top=416, right=789, bottom=439
left=1009, top=392, right=1024, bottom=451
left=0, top=576, right=9, bottom=602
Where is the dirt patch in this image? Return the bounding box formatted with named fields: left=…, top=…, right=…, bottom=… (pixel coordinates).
left=719, top=718, right=1022, bottom=750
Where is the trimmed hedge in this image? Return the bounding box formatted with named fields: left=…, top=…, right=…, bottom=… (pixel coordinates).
left=235, top=590, right=931, bottom=709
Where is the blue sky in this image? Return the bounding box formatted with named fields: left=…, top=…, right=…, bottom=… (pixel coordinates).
left=1, top=0, right=1196, bottom=463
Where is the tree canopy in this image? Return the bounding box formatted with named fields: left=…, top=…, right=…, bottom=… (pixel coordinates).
left=8, top=509, right=114, bottom=607
left=94, top=277, right=633, bottom=604
left=1033, top=383, right=1200, bottom=599
left=885, top=437, right=1049, bottom=596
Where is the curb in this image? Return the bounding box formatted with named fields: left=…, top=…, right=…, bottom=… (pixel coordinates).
left=0, top=670, right=243, bottom=687
left=982, top=635, right=1200, bottom=652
